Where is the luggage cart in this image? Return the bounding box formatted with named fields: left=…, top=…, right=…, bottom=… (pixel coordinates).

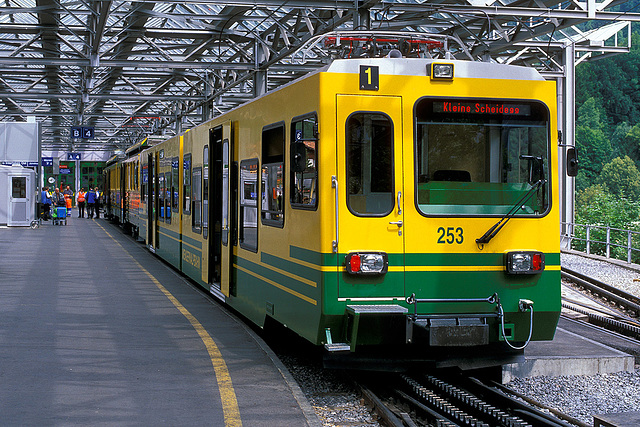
left=53, top=206, right=67, bottom=225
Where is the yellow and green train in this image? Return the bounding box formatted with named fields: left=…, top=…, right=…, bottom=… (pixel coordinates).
left=105, top=55, right=570, bottom=368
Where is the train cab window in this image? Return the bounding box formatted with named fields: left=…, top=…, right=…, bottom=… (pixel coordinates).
left=346, top=112, right=394, bottom=216
left=240, top=159, right=259, bottom=252
left=291, top=114, right=318, bottom=209
left=261, top=123, right=285, bottom=227
left=414, top=98, right=550, bottom=216
left=192, top=167, right=202, bottom=233
left=183, top=153, right=191, bottom=215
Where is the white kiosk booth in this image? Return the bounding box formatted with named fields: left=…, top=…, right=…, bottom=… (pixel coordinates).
left=0, top=164, right=36, bottom=226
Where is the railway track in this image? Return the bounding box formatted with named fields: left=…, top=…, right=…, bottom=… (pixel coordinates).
left=561, top=267, right=640, bottom=340
left=357, top=371, right=586, bottom=427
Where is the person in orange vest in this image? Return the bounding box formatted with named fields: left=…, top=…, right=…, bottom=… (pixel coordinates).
left=76, top=188, right=86, bottom=218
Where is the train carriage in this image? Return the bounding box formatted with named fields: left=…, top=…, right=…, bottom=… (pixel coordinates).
left=109, top=47, right=572, bottom=368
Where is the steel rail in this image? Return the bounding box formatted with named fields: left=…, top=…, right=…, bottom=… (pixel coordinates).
left=561, top=267, right=640, bottom=315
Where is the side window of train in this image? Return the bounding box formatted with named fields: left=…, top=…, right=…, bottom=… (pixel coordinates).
left=183, top=153, right=191, bottom=215
left=240, top=159, right=259, bottom=252
left=192, top=167, right=202, bottom=233
left=171, top=157, right=179, bottom=213
left=141, top=163, right=148, bottom=203
left=290, top=113, right=318, bottom=209
left=203, top=145, right=209, bottom=239
left=165, top=172, right=172, bottom=224
left=261, top=122, right=285, bottom=227
left=346, top=112, right=394, bottom=216
left=134, top=162, right=139, bottom=190
left=158, top=173, right=165, bottom=222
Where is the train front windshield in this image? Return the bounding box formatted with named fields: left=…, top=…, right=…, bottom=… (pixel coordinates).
left=415, top=98, right=550, bottom=216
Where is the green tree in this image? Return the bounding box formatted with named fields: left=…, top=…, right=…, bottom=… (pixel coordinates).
left=575, top=97, right=611, bottom=189
left=597, top=155, right=640, bottom=199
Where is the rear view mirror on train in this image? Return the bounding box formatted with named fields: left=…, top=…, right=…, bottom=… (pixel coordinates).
left=566, top=147, right=578, bottom=177
left=291, top=142, right=306, bottom=172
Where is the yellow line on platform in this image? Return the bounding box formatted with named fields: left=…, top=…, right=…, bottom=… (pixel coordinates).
left=96, top=222, right=242, bottom=427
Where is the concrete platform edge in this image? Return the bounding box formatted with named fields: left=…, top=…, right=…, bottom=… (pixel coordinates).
left=502, top=327, right=635, bottom=384
left=240, top=323, right=323, bottom=427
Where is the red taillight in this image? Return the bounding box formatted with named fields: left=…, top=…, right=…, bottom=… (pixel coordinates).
left=532, top=253, right=543, bottom=271
left=349, top=254, right=361, bottom=273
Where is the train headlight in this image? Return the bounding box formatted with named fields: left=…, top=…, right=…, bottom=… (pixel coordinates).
left=345, top=252, right=388, bottom=275
left=430, top=63, right=454, bottom=79
left=506, top=251, right=545, bottom=275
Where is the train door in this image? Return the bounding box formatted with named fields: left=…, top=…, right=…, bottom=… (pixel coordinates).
left=336, top=95, right=405, bottom=298
left=206, top=121, right=234, bottom=299
left=154, top=152, right=160, bottom=249
left=147, top=152, right=159, bottom=251
left=120, top=163, right=126, bottom=222
left=147, top=153, right=153, bottom=245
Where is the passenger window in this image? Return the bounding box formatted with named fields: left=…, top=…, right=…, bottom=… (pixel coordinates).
left=346, top=112, right=394, bottom=216
left=203, top=146, right=209, bottom=239
left=141, top=163, right=148, bottom=203
left=261, top=123, right=285, bottom=227
left=240, top=159, right=259, bottom=252
left=165, top=172, right=172, bottom=224
left=192, top=167, right=202, bottom=233
left=158, top=173, right=165, bottom=222
left=290, top=114, right=318, bottom=209
left=171, top=157, right=179, bottom=212
left=183, top=154, right=191, bottom=215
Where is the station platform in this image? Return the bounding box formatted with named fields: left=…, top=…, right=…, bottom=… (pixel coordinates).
left=0, top=215, right=320, bottom=426
left=502, top=284, right=637, bottom=383
left=502, top=322, right=635, bottom=383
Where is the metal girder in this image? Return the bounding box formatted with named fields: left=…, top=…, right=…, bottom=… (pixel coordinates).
left=0, top=0, right=636, bottom=151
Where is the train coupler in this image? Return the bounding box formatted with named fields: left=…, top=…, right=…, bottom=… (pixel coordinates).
left=405, top=293, right=500, bottom=346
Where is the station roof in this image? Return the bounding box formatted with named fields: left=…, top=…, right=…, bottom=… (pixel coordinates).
left=0, top=0, right=637, bottom=154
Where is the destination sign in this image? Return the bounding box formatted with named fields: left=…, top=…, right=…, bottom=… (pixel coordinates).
left=433, top=101, right=531, bottom=116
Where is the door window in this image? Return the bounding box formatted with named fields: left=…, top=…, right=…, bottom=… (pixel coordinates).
left=11, top=177, right=26, bottom=198
left=346, top=112, right=394, bottom=216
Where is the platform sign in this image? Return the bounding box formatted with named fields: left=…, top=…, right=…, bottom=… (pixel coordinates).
left=67, top=153, right=81, bottom=161
left=71, top=126, right=82, bottom=138
left=42, top=157, right=53, bottom=167
left=82, top=127, right=94, bottom=139
left=70, top=126, right=95, bottom=139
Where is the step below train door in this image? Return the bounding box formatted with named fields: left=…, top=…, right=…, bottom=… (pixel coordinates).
left=209, top=120, right=235, bottom=300
left=335, top=94, right=405, bottom=301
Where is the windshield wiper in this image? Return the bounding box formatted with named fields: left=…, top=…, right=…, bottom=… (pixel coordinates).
left=475, top=179, right=545, bottom=246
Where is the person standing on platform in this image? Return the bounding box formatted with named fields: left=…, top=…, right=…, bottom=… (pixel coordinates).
left=41, top=186, right=51, bottom=220
left=53, top=187, right=66, bottom=207
left=63, top=185, right=73, bottom=216
left=76, top=188, right=86, bottom=218
left=85, top=187, right=97, bottom=219
left=95, top=187, right=102, bottom=219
